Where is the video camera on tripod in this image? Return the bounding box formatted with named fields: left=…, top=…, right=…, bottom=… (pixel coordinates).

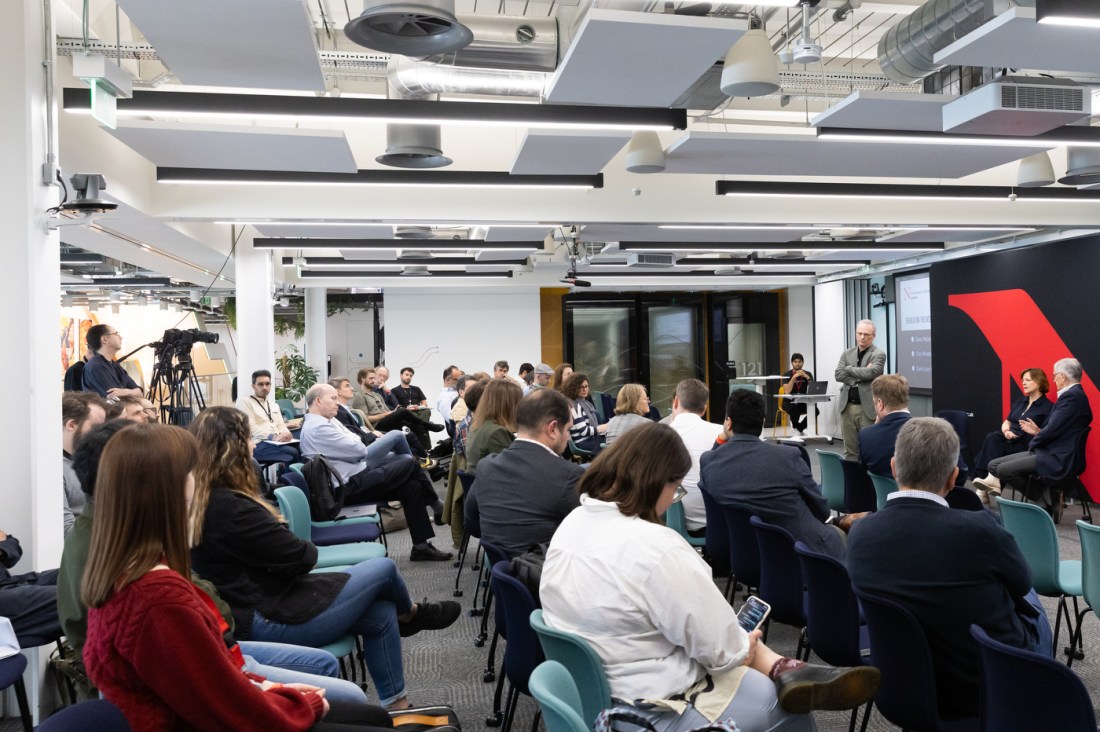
left=152, top=328, right=219, bottom=360
left=149, top=328, right=220, bottom=426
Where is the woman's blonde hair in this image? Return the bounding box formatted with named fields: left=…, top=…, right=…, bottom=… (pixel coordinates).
left=614, top=384, right=648, bottom=416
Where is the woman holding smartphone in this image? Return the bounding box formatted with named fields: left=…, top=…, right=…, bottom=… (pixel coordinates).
left=540, top=424, right=879, bottom=732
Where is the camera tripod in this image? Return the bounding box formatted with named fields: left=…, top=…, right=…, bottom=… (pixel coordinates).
left=147, top=345, right=206, bottom=427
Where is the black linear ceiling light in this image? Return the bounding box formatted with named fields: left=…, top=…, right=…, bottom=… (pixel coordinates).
left=573, top=269, right=819, bottom=278
left=62, top=89, right=687, bottom=131
left=282, top=256, right=529, bottom=266
left=817, top=125, right=1100, bottom=148
left=87, top=277, right=172, bottom=287
left=1037, top=0, right=1100, bottom=27
left=258, top=239, right=540, bottom=251
left=157, top=167, right=602, bottom=190
left=298, top=270, right=515, bottom=279
left=618, top=241, right=946, bottom=252
left=715, top=180, right=1100, bottom=201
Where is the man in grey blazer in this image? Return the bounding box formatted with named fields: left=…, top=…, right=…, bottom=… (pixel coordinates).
left=465, top=389, right=584, bottom=557
left=700, top=389, right=855, bottom=561
left=834, top=319, right=887, bottom=460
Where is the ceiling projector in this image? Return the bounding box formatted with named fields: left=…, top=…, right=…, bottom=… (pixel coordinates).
left=792, top=41, right=823, bottom=64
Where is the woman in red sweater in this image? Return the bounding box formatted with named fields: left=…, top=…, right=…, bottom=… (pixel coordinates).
left=81, top=423, right=373, bottom=731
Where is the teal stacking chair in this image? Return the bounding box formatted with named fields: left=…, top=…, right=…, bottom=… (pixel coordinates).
left=317, top=634, right=366, bottom=684
left=1068, top=520, right=1100, bottom=668
left=289, top=462, right=305, bottom=475
left=530, top=609, right=612, bottom=728
left=276, top=398, right=297, bottom=421
left=663, top=500, right=705, bottom=549
left=816, top=450, right=847, bottom=513
left=274, top=486, right=386, bottom=568
left=529, top=661, right=590, bottom=732
left=997, top=497, right=1084, bottom=661
left=868, top=472, right=898, bottom=511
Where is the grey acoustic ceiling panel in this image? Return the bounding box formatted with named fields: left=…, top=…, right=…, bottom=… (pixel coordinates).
left=935, top=7, right=1100, bottom=75
left=115, top=0, right=325, bottom=91
left=545, top=9, right=747, bottom=107
left=483, top=226, right=555, bottom=242
left=511, top=129, right=632, bottom=174
left=107, top=122, right=357, bottom=173
left=254, top=225, right=394, bottom=239
left=663, top=131, right=1052, bottom=178
left=878, top=227, right=1036, bottom=244
left=811, top=91, right=955, bottom=132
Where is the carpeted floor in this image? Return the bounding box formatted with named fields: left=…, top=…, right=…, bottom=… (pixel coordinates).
left=7, top=445, right=1100, bottom=730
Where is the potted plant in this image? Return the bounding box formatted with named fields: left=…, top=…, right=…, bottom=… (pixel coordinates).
left=275, top=345, right=319, bottom=403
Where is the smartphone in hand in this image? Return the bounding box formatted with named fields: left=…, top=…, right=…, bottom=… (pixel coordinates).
left=736, top=596, right=771, bottom=633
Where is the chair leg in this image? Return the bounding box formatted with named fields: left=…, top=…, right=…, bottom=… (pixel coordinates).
left=1066, top=604, right=1092, bottom=667
left=14, top=677, right=33, bottom=732
left=453, top=530, right=470, bottom=596
left=471, top=561, right=490, bottom=618
left=529, top=707, right=542, bottom=732
left=858, top=700, right=873, bottom=732
left=482, top=628, right=500, bottom=682
left=475, top=592, right=494, bottom=647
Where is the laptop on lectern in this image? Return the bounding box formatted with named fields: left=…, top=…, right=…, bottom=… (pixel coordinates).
left=805, top=381, right=828, bottom=395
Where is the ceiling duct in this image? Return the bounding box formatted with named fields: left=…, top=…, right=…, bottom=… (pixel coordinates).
left=878, top=0, right=1034, bottom=84
left=345, top=0, right=473, bottom=56
left=376, top=123, right=453, bottom=168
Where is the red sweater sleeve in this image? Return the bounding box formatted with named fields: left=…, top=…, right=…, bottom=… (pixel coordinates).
left=123, top=577, right=323, bottom=730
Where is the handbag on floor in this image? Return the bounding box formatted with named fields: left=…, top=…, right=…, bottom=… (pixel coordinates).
left=389, top=704, right=460, bottom=732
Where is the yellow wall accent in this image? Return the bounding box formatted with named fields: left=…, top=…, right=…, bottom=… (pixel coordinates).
left=540, top=288, right=568, bottom=366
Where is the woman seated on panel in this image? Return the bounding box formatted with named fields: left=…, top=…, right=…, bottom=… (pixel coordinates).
left=603, top=384, right=652, bottom=446
left=541, top=423, right=879, bottom=732
left=465, top=378, right=523, bottom=472
left=81, top=423, right=395, bottom=731
left=561, top=372, right=608, bottom=455
left=187, top=407, right=460, bottom=713
left=972, top=368, right=1053, bottom=502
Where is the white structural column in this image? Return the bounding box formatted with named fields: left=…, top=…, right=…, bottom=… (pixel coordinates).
left=305, top=287, right=328, bottom=380
left=235, top=241, right=276, bottom=388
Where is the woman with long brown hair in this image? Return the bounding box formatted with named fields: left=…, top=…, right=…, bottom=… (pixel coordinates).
left=550, top=362, right=573, bottom=392
left=561, top=371, right=607, bottom=454
left=465, top=378, right=523, bottom=471
left=81, top=423, right=331, bottom=730
left=187, top=407, right=459, bottom=712
left=541, top=423, right=879, bottom=732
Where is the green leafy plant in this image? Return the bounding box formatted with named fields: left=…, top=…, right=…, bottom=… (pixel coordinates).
left=275, top=344, right=319, bottom=403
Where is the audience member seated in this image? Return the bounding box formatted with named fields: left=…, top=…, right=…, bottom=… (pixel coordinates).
left=700, top=389, right=857, bottom=560
left=331, top=376, right=436, bottom=472
left=80, top=323, right=143, bottom=399
left=442, top=378, right=489, bottom=548
left=561, top=372, right=606, bottom=454
left=236, top=369, right=300, bottom=465
left=541, top=424, right=880, bottom=732
left=60, top=420, right=370, bottom=711
left=352, top=368, right=443, bottom=451
left=391, top=366, right=429, bottom=411
left=0, top=529, right=61, bottom=647
left=300, top=387, right=452, bottom=561
left=372, top=366, right=400, bottom=410
left=667, top=379, right=724, bottom=537
left=550, top=362, right=573, bottom=393
left=518, top=362, right=534, bottom=390
left=436, top=365, right=463, bottom=425
left=603, top=384, right=652, bottom=446
left=465, top=378, right=522, bottom=472
left=187, top=408, right=462, bottom=711
left=988, top=358, right=1093, bottom=513
left=525, top=363, right=553, bottom=395
left=450, top=373, right=487, bottom=425
left=105, top=394, right=147, bottom=423
left=972, top=367, right=1053, bottom=501
left=464, top=390, right=583, bottom=557
left=62, top=392, right=106, bottom=536
left=779, top=353, right=814, bottom=435
left=848, top=417, right=1052, bottom=720
left=81, top=422, right=404, bottom=731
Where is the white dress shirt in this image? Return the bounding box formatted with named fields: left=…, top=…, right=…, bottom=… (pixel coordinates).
left=541, top=495, right=749, bottom=702
left=669, top=412, right=725, bottom=531
left=436, top=387, right=457, bottom=424
left=300, top=413, right=369, bottom=482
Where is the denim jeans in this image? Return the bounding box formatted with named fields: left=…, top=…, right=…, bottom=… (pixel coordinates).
left=366, top=430, right=411, bottom=465
left=248, top=558, right=413, bottom=707
left=240, top=642, right=371, bottom=712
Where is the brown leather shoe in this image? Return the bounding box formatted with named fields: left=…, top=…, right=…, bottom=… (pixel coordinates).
left=774, top=664, right=880, bottom=714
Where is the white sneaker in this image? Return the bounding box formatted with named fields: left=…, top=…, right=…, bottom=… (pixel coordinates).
left=975, top=488, right=990, bottom=506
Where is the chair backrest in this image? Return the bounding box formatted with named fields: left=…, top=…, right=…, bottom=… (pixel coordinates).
left=280, top=469, right=310, bottom=494
left=530, top=609, right=613, bottom=728
left=700, top=488, right=731, bottom=577
left=273, top=486, right=312, bottom=542
left=663, top=501, right=689, bottom=541
left=289, top=463, right=305, bottom=475
left=456, top=469, right=476, bottom=496
left=0, top=652, right=28, bottom=688
left=1050, top=426, right=1091, bottom=482
left=971, top=624, right=1096, bottom=732
left=854, top=587, right=958, bottom=731
left=840, top=458, right=878, bottom=513
left=815, top=450, right=847, bottom=513
left=1076, top=520, right=1100, bottom=610
left=995, top=497, right=1062, bottom=596
left=36, top=699, right=130, bottom=731
left=749, top=516, right=805, bottom=627
left=490, top=562, right=544, bottom=695
left=946, top=487, right=985, bottom=512
left=351, top=408, right=367, bottom=427
left=934, top=409, right=972, bottom=452
left=723, top=505, right=761, bottom=590
left=529, top=661, right=590, bottom=732
left=794, top=541, right=864, bottom=668
left=867, top=472, right=897, bottom=511
left=276, top=398, right=296, bottom=421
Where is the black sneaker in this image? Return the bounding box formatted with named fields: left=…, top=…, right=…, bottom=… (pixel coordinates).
left=427, top=422, right=447, bottom=432
left=410, top=543, right=454, bottom=562
left=399, top=599, right=462, bottom=637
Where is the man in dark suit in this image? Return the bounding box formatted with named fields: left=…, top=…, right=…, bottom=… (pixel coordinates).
left=848, top=417, right=1051, bottom=720
left=465, top=389, right=584, bottom=558
left=858, top=374, right=912, bottom=477
left=700, top=389, right=855, bottom=561
left=988, top=357, right=1092, bottom=513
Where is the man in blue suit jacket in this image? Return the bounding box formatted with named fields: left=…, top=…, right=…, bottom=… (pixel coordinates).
left=700, top=389, right=853, bottom=561
left=989, top=357, right=1092, bottom=511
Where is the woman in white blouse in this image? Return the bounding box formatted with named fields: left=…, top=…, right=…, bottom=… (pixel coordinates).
left=541, top=423, right=879, bottom=732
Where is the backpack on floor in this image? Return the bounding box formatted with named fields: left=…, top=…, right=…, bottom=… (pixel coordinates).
left=390, top=705, right=461, bottom=732
left=300, top=454, right=348, bottom=521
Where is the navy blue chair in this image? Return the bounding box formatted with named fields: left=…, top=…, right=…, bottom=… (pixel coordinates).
left=934, top=410, right=974, bottom=475
left=490, top=562, right=545, bottom=732
left=0, top=652, right=31, bottom=732
left=480, top=540, right=512, bottom=723
left=278, top=471, right=384, bottom=547
left=945, top=487, right=985, bottom=512
left=36, top=700, right=130, bottom=731
left=854, top=588, right=979, bottom=732
left=723, top=504, right=762, bottom=603
left=840, top=459, right=878, bottom=514
left=970, top=624, right=1097, bottom=732
left=749, top=516, right=807, bottom=658
left=795, top=541, right=872, bottom=732
left=700, top=488, right=732, bottom=598
left=454, top=470, right=480, bottom=599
